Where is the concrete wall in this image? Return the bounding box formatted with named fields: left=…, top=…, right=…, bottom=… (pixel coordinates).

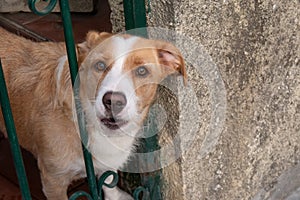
left=109, top=0, right=300, bottom=199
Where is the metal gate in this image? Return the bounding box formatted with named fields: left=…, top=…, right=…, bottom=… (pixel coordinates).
left=0, top=0, right=162, bottom=199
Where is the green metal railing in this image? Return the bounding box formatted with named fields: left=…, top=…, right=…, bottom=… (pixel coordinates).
left=124, top=0, right=147, bottom=32
left=0, top=60, right=32, bottom=200
left=0, top=0, right=162, bottom=199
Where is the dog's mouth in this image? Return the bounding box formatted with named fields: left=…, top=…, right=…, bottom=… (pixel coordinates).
left=100, top=117, right=128, bottom=130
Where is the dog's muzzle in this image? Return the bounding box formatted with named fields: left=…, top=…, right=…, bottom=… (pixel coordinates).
left=100, top=91, right=128, bottom=130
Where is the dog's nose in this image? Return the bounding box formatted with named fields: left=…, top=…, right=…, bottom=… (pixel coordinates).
left=102, top=91, right=127, bottom=115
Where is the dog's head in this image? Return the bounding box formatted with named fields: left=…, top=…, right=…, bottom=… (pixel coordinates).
left=76, top=31, right=186, bottom=137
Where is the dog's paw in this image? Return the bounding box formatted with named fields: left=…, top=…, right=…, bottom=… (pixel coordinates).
left=119, top=193, right=134, bottom=200
left=103, top=186, right=134, bottom=200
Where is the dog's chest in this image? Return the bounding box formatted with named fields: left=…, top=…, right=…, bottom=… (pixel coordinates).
left=88, top=133, right=135, bottom=170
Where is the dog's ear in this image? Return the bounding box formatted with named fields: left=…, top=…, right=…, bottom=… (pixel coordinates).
left=77, top=31, right=112, bottom=55
left=156, top=42, right=187, bottom=85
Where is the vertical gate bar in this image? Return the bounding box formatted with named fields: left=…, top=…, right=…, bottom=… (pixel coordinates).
left=0, top=59, right=32, bottom=200
left=58, top=0, right=79, bottom=82
left=123, top=0, right=147, bottom=36
left=58, top=1, right=98, bottom=199
left=123, top=1, right=163, bottom=199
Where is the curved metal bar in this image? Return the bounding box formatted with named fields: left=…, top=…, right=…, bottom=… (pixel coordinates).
left=98, top=171, right=119, bottom=198
left=133, top=186, right=147, bottom=200
left=98, top=171, right=119, bottom=188
left=69, top=191, right=94, bottom=200
left=28, top=0, right=58, bottom=16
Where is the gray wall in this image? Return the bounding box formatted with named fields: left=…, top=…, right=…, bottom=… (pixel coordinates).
left=109, top=0, right=300, bottom=199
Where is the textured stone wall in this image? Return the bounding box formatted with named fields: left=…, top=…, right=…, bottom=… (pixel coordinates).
left=107, top=0, right=125, bottom=33
left=171, top=1, right=300, bottom=200
left=109, top=0, right=300, bottom=199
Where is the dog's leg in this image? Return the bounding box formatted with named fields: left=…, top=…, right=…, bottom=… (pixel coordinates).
left=40, top=172, right=70, bottom=200
left=38, top=159, right=70, bottom=200
left=102, top=174, right=134, bottom=200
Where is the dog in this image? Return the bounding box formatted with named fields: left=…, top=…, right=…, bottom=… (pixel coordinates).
left=0, top=27, right=186, bottom=200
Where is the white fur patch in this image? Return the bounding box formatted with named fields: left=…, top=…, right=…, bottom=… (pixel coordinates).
left=82, top=36, right=161, bottom=172
left=87, top=36, right=143, bottom=170
left=95, top=36, right=139, bottom=125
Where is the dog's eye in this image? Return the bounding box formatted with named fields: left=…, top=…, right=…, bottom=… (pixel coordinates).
left=94, top=61, right=107, bottom=72
left=135, top=66, right=149, bottom=77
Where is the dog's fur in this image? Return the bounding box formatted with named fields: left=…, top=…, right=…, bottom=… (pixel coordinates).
left=0, top=27, right=186, bottom=200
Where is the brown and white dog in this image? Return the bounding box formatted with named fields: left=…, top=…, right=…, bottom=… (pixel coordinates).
left=0, top=27, right=186, bottom=200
